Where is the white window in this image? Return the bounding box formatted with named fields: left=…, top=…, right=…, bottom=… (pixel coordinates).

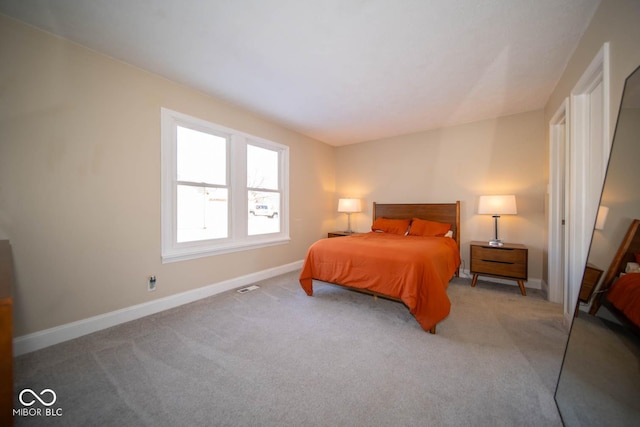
left=161, top=108, right=289, bottom=262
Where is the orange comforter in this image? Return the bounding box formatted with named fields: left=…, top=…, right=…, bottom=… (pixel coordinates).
left=607, top=273, right=640, bottom=328
left=299, top=232, right=461, bottom=331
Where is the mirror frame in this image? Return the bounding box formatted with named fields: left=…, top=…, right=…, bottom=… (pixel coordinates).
left=554, top=63, right=640, bottom=426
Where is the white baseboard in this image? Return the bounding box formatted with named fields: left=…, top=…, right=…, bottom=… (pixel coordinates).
left=459, top=269, right=542, bottom=290
left=14, top=260, right=304, bottom=356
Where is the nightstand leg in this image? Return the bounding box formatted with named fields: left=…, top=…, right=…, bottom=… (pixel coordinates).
left=471, top=274, right=479, bottom=287
left=517, top=280, right=527, bottom=296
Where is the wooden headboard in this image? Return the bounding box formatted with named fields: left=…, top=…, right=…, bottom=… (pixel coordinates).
left=589, top=219, right=640, bottom=315
left=372, top=201, right=461, bottom=250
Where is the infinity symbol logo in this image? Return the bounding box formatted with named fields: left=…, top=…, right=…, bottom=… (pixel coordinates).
left=19, top=389, right=57, bottom=407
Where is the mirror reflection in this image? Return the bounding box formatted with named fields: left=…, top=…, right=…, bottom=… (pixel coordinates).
left=555, top=66, right=640, bottom=425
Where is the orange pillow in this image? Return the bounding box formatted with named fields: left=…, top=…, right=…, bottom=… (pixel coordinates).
left=408, top=218, right=451, bottom=237
left=371, top=218, right=411, bottom=235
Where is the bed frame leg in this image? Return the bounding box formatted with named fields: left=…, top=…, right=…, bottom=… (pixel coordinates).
left=429, top=325, right=436, bottom=334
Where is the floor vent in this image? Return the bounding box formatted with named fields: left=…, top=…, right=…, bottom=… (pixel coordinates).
left=236, top=285, right=260, bottom=294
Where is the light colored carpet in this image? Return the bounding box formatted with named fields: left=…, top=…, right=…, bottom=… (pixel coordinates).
left=14, top=272, right=568, bottom=426
left=555, top=310, right=640, bottom=426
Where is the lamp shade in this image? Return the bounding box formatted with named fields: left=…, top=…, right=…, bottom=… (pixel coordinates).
left=338, top=198, right=361, bottom=213
left=595, top=205, right=609, bottom=230
left=478, top=195, right=517, bottom=215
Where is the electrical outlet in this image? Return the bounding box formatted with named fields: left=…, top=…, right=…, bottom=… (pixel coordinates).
left=148, top=275, right=157, bottom=292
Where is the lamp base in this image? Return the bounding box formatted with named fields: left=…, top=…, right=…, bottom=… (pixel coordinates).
left=488, top=239, right=504, bottom=247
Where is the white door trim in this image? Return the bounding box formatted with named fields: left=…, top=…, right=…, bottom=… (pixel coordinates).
left=548, top=98, right=569, bottom=304
left=564, top=42, right=610, bottom=324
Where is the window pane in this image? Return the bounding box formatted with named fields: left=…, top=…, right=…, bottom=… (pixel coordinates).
left=177, top=126, right=226, bottom=184
left=177, top=185, right=228, bottom=242
left=248, top=191, right=280, bottom=235
left=247, top=144, right=278, bottom=190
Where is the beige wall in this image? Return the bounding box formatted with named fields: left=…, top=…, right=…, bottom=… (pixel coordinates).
left=543, top=0, right=640, bottom=285
left=0, top=15, right=336, bottom=336
left=545, top=0, right=640, bottom=137
left=588, top=108, right=640, bottom=273
left=335, top=110, right=546, bottom=285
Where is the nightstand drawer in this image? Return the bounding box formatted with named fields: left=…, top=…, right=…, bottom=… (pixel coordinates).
left=471, top=246, right=527, bottom=264
left=578, top=281, right=595, bottom=302
left=578, top=264, right=603, bottom=303
left=471, top=258, right=527, bottom=279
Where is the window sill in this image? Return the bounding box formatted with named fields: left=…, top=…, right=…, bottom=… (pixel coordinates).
left=162, top=236, right=291, bottom=263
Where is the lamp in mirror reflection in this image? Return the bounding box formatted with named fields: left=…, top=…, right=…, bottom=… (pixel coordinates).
left=478, top=195, right=517, bottom=247
left=337, top=198, right=361, bottom=234
left=595, top=205, right=609, bottom=230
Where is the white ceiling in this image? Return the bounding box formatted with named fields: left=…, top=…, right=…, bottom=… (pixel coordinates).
left=0, top=0, right=600, bottom=146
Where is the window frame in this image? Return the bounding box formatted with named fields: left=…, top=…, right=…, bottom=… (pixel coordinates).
left=161, top=108, right=290, bottom=263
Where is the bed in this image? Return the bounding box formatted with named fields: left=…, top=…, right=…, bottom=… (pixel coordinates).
left=589, top=219, right=640, bottom=331
left=299, top=202, right=461, bottom=334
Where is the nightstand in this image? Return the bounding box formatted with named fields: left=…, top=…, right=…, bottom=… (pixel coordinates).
left=575, top=263, right=603, bottom=316
left=470, top=241, right=528, bottom=296
left=327, top=231, right=359, bottom=238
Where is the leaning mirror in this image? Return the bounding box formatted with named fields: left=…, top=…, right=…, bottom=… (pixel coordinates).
left=554, top=65, right=640, bottom=425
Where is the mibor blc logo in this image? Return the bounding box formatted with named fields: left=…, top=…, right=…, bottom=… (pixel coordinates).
left=14, top=388, right=63, bottom=418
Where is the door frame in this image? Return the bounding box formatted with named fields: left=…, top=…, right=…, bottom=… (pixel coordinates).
left=548, top=99, right=569, bottom=305
left=548, top=43, right=610, bottom=325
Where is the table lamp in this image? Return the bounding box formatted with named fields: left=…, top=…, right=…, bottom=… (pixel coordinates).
left=478, top=195, right=517, bottom=247
left=338, top=198, right=361, bottom=234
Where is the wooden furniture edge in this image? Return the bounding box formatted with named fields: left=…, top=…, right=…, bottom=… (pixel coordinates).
left=589, top=219, right=640, bottom=315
